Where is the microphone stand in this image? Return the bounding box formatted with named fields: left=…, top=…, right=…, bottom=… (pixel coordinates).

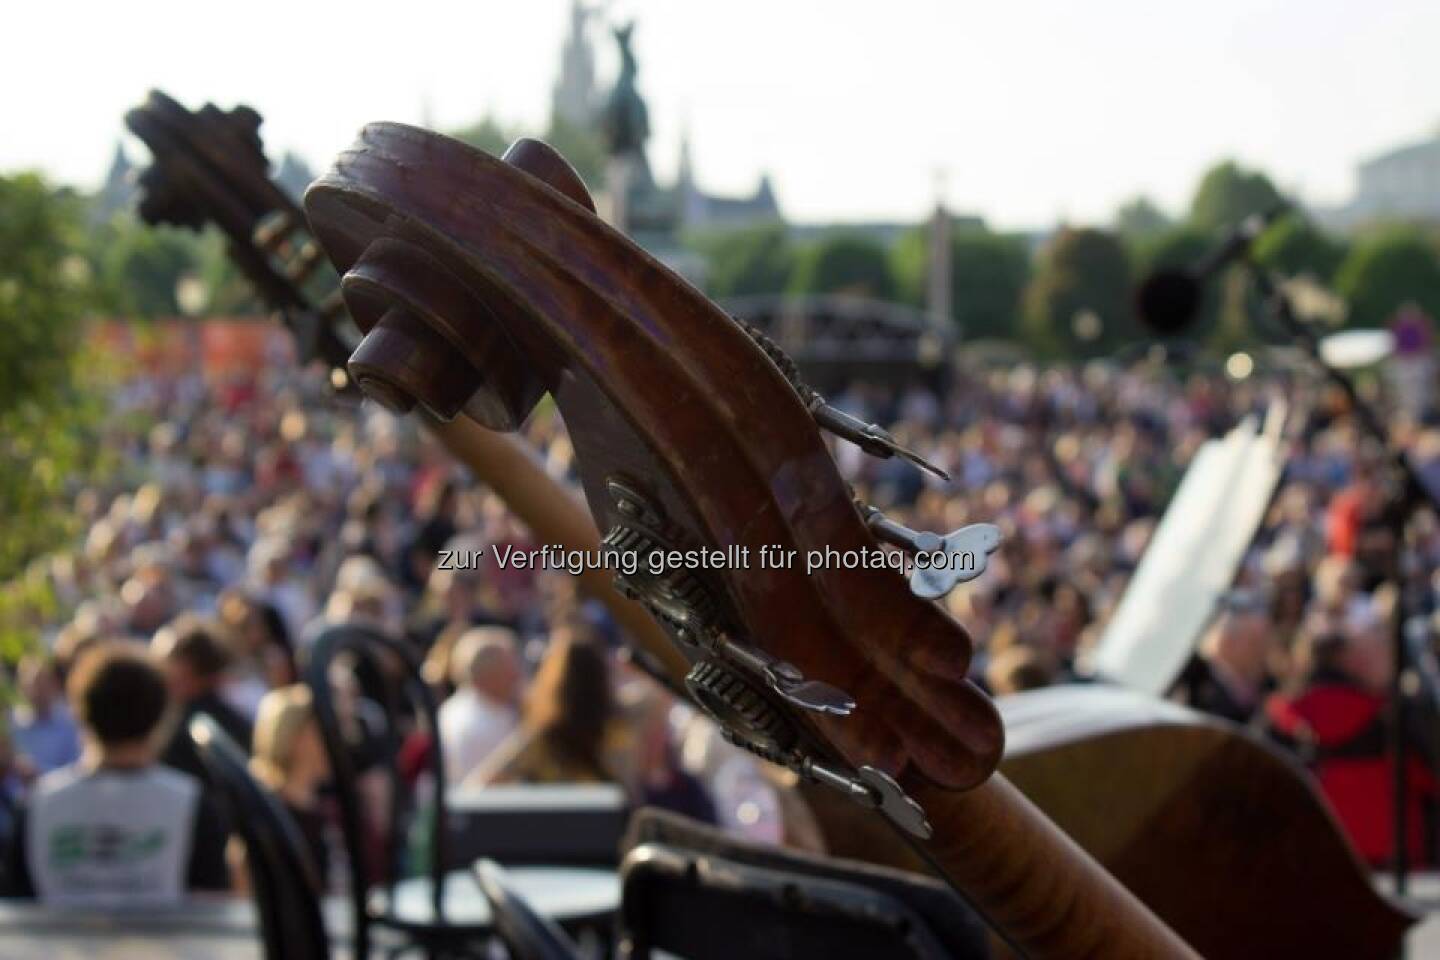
left=1247, top=261, right=1440, bottom=896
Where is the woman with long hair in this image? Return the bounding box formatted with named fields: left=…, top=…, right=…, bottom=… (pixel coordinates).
left=468, top=626, right=614, bottom=786
left=242, top=685, right=333, bottom=888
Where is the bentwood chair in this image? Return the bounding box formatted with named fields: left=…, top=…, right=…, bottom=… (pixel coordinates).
left=618, top=808, right=990, bottom=960
left=189, top=714, right=332, bottom=960
left=305, top=622, right=585, bottom=960
left=472, top=858, right=581, bottom=960
left=304, top=621, right=484, bottom=958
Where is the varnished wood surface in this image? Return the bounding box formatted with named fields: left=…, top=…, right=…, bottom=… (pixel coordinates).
left=913, top=774, right=1198, bottom=959
left=304, top=126, right=1196, bottom=959
left=305, top=125, right=1003, bottom=792
left=815, top=686, right=1415, bottom=958
left=1000, top=686, right=1413, bottom=959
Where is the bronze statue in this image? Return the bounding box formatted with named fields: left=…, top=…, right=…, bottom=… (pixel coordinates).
left=601, top=22, right=651, bottom=176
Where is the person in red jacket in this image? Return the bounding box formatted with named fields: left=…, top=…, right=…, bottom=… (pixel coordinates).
left=1266, top=604, right=1436, bottom=867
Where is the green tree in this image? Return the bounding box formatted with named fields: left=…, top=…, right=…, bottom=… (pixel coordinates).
left=1334, top=226, right=1440, bottom=329
left=891, top=225, right=1030, bottom=339
left=93, top=217, right=200, bottom=318
left=1189, top=161, right=1284, bottom=233
left=0, top=175, right=91, bottom=412
left=1021, top=227, right=1133, bottom=356
left=692, top=224, right=796, bottom=298
left=1114, top=196, right=1171, bottom=241
left=0, top=174, right=111, bottom=653
left=194, top=230, right=263, bottom=316
left=1252, top=214, right=1347, bottom=283
left=789, top=232, right=895, bottom=300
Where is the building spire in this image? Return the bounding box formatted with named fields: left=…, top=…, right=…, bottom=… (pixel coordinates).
left=677, top=123, right=694, bottom=189
left=553, top=0, right=599, bottom=128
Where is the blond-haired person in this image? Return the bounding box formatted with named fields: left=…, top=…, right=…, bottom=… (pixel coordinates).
left=233, top=685, right=332, bottom=889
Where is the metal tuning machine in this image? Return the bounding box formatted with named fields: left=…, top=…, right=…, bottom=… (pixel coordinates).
left=861, top=505, right=1001, bottom=600
left=714, top=636, right=856, bottom=717
left=599, top=478, right=924, bottom=832
left=810, top=400, right=951, bottom=481
left=732, top=319, right=949, bottom=481
left=709, top=704, right=933, bottom=840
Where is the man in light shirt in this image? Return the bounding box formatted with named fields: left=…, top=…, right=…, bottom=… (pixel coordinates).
left=9, top=656, right=79, bottom=776
left=1, top=642, right=228, bottom=904
left=438, top=627, right=522, bottom=786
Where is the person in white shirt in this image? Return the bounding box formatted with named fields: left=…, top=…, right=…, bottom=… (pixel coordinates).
left=437, top=627, right=522, bottom=786
left=1, top=642, right=228, bottom=904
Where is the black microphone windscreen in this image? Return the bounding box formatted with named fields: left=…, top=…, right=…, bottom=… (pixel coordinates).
left=1135, top=269, right=1203, bottom=337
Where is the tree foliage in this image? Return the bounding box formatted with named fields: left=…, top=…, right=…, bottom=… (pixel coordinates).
left=194, top=230, right=262, bottom=316
left=1252, top=213, right=1347, bottom=283
left=1114, top=196, right=1171, bottom=241
left=92, top=217, right=200, bottom=318
left=892, top=224, right=1030, bottom=339
left=789, top=232, right=895, bottom=300
left=0, top=174, right=112, bottom=634
left=1189, top=161, right=1284, bottom=233
left=691, top=224, right=796, bottom=299
left=0, top=175, right=92, bottom=413
left=1021, top=227, right=1133, bottom=355
left=1334, top=226, right=1440, bottom=329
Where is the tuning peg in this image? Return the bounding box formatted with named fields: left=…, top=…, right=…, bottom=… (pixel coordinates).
left=862, top=506, right=1000, bottom=600
left=861, top=504, right=942, bottom=553
left=908, top=524, right=1002, bottom=600
left=810, top=401, right=950, bottom=481
left=800, top=759, right=932, bottom=839
left=769, top=671, right=857, bottom=716
left=856, top=766, right=933, bottom=839
left=718, top=637, right=856, bottom=717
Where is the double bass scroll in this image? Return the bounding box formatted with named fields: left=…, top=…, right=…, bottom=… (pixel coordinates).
left=303, top=124, right=1198, bottom=959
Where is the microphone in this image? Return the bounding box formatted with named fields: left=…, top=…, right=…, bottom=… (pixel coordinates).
left=1135, top=202, right=1290, bottom=336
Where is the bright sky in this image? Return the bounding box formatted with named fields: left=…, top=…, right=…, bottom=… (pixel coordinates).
left=5, top=0, right=1439, bottom=230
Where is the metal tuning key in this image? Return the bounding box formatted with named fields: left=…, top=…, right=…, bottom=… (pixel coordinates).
left=732, top=319, right=948, bottom=481
left=718, top=636, right=856, bottom=716
left=810, top=400, right=951, bottom=481
left=909, top=523, right=1002, bottom=600
left=855, top=766, right=934, bottom=840
left=800, top=758, right=933, bottom=840
left=862, top=506, right=1001, bottom=600
left=862, top=504, right=943, bottom=553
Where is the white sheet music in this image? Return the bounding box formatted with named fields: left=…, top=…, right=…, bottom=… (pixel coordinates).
left=1089, top=408, right=1286, bottom=694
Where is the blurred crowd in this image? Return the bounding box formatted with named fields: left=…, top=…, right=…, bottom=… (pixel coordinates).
left=4, top=350, right=1440, bottom=904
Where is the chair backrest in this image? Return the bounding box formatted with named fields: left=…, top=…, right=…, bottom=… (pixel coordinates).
left=619, top=809, right=989, bottom=960
left=472, top=858, right=581, bottom=960
left=188, top=714, right=330, bottom=960
left=302, top=622, right=448, bottom=959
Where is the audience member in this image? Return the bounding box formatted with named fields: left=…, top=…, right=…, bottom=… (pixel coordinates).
left=247, top=685, right=332, bottom=885
left=470, top=632, right=615, bottom=786
left=1, top=643, right=228, bottom=902
left=1266, top=602, right=1438, bottom=866
left=1171, top=589, right=1276, bottom=725
left=437, top=627, right=522, bottom=786
left=151, top=616, right=253, bottom=783
left=9, top=656, right=80, bottom=775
